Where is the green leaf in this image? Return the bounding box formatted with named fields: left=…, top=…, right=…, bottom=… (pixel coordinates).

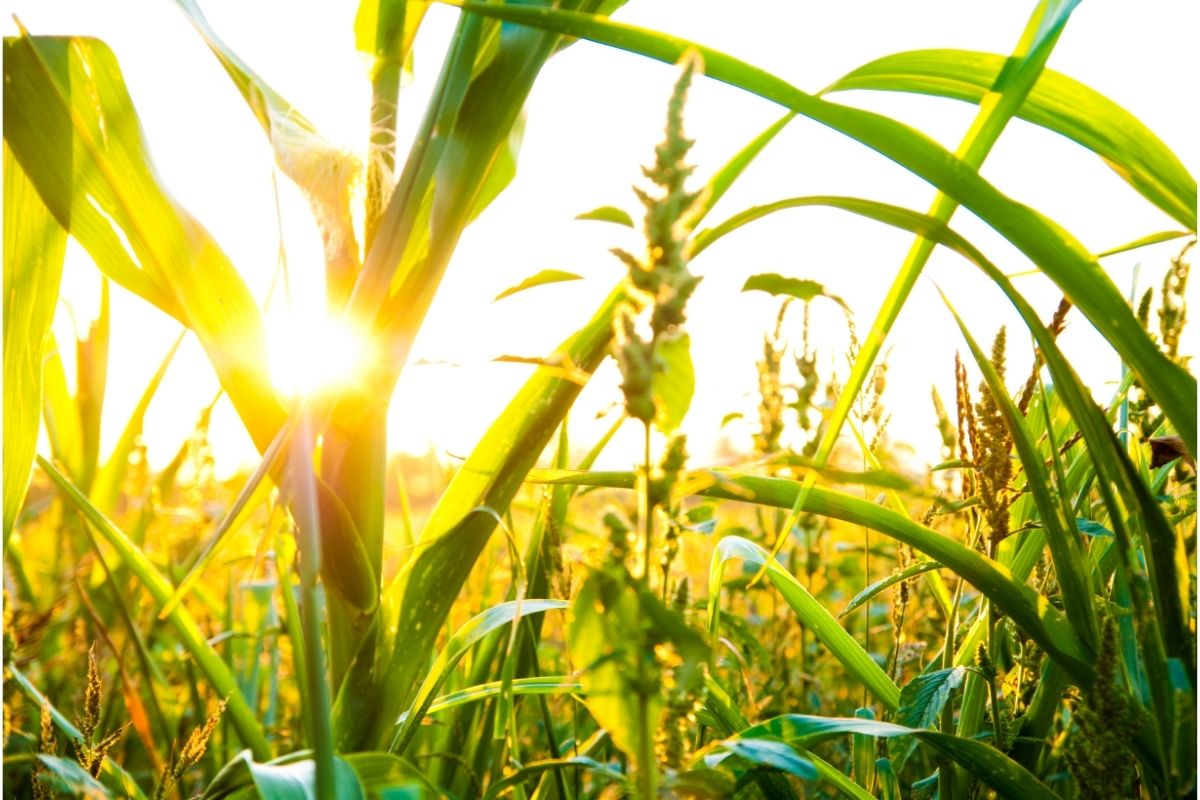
left=493, top=269, right=585, bottom=301
left=530, top=468, right=1094, bottom=687
left=339, top=288, right=625, bottom=750
left=202, top=751, right=366, bottom=800
left=34, top=755, right=108, bottom=800
left=8, top=666, right=147, bottom=799
left=708, top=535, right=900, bottom=710
left=689, top=112, right=795, bottom=229
left=576, top=205, right=635, bottom=227
left=653, top=332, right=695, bottom=434
left=446, top=1, right=1195, bottom=468
left=825, top=49, right=1197, bottom=230
left=2, top=144, right=66, bottom=545
left=390, top=599, right=568, bottom=754
left=482, top=756, right=625, bottom=800
left=896, top=667, right=966, bottom=729
left=706, top=737, right=818, bottom=781
left=736, top=715, right=1058, bottom=800
left=1075, top=518, right=1114, bottom=538
left=741, top=273, right=848, bottom=310
left=89, top=333, right=183, bottom=515
left=938, top=289, right=1099, bottom=650
left=38, top=456, right=272, bottom=760
left=1095, top=230, right=1192, bottom=259
left=852, top=708, right=876, bottom=790
left=840, top=561, right=942, bottom=619
left=570, top=572, right=653, bottom=761
left=3, top=35, right=285, bottom=452
left=420, top=675, right=582, bottom=718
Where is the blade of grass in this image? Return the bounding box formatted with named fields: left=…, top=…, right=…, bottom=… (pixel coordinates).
left=824, top=49, right=1196, bottom=229
left=37, top=455, right=272, bottom=760
left=89, top=332, right=184, bottom=515
left=2, top=144, right=66, bottom=546
left=937, top=289, right=1098, bottom=650
left=708, top=535, right=901, bottom=710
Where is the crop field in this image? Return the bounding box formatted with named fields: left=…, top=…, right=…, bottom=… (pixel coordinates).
left=1, top=1, right=1196, bottom=798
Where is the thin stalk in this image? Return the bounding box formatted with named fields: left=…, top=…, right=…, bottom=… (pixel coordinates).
left=635, top=419, right=657, bottom=799
left=290, top=417, right=336, bottom=799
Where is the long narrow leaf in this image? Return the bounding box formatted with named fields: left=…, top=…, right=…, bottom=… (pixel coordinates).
left=38, top=456, right=272, bottom=760
left=825, top=49, right=1197, bottom=229
left=709, top=536, right=900, bottom=710
left=443, top=0, right=1194, bottom=451
left=2, top=144, right=66, bottom=544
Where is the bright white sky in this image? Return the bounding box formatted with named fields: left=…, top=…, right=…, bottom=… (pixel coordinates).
left=10, top=1, right=1197, bottom=478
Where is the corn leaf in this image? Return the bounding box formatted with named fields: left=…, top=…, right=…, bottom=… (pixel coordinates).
left=389, top=599, right=568, bottom=755
left=3, top=34, right=285, bottom=452
left=529, top=467, right=1094, bottom=685
left=2, top=144, right=66, bottom=545
left=708, top=535, right=901, bottom=710
left=38, top=456, right=272, bottom=760
left=825, top=49, right=1197, bottom=230
left=734, top=715, right=1057, bottom=800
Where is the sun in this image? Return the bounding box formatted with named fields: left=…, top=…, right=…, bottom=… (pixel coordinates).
left=267, top=312, right=374, bottom=400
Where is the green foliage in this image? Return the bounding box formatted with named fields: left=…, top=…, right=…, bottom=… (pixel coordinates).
left=3, top=3, right=1195, bottom=800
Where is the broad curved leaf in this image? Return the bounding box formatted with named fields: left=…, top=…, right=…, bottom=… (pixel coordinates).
left=825, top=49, right=1197, bottom=230
left=3, top=35, right=285, bottom=451
left=2, top=145, right=66, bottom=544
left=735, top=715, right=1057, bottom=800
left=445, top=0, right=1194, bottom=452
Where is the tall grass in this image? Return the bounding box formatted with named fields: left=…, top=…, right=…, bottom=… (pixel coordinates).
left=3, top=1, right=1195, bottom=798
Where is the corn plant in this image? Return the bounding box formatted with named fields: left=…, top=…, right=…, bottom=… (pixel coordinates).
left=3, top=0, right=1195, bottom=798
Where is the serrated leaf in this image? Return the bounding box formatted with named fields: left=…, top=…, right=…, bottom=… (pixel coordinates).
left=653, top=332, right=694, bottom=434
left=896, top=667, right=965, bottom=729
left=494, top=269, right=584, bottom=301
left=742, top=274, right=848, bottom=311
left=576, top=205, right=635, bottom=227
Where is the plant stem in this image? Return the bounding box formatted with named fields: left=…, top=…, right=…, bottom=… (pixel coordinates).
left=636, top=419, right=657, bottom=799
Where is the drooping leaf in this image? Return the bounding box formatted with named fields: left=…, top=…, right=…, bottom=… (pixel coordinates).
left=202, top=750, right=366, bottom=800
left=3, top=35, right=285, bottom=452
left=825, top=49, right=1197, bottom=230
left=447, top=1, right=1193, bottom=457
left=575, top=205, right=635, bottom=227
left=741, top=274, right=848, bottom=311
left=2, top=144, right=66, bottom=545
left=494, top=269, right=585, bottom=301
left=735, top=715, right=1058, bottom=800
left=705, top=737, right=819, bottom=781
left=530, top=468, right=1094, bottom=686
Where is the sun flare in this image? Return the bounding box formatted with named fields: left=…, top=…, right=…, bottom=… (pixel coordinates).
left=267, top=312, right=373, bottom=399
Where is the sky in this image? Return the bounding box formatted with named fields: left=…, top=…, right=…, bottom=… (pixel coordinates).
left=9, top=1, right=1198, bottom=479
